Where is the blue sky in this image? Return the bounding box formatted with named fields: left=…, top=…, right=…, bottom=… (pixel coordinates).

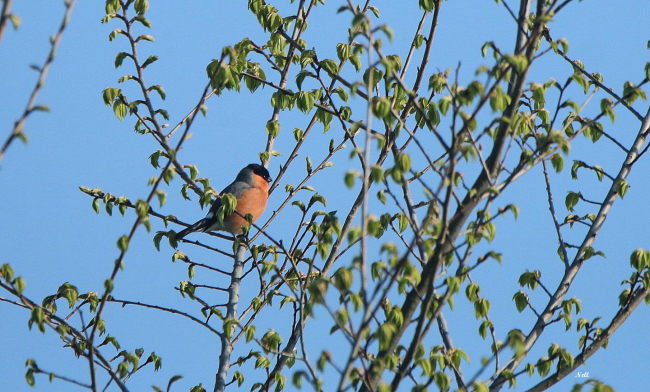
left=1, top=1, right=649, bottom=391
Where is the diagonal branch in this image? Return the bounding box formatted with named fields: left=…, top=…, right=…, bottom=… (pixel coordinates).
left=0, top=0, right=76, bottom=165
left=526, top=286, right=650, bottom=392
left=491, top=102, right=650, bottom=391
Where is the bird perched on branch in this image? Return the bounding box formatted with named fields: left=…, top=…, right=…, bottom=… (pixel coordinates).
left=176, top=163, right=272, bottom=238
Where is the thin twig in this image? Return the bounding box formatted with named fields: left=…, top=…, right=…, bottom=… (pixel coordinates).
left=0, top=0, right=77, bottom=165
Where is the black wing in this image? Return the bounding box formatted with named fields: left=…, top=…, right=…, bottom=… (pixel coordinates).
left=176, top=196, right=223, bottom=239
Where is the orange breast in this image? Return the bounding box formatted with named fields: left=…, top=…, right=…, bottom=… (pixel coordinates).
left=224, top=186, right=268, bottom=234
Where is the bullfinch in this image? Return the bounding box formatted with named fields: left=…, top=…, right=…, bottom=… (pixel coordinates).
left=176, top=163, right=272, bottom=238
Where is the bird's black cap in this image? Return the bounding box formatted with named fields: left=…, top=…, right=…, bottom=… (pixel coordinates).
left=248, top=163, right=272, bottom=182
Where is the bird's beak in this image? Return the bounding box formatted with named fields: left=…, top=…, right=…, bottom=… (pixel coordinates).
left=267, top=176, right=273, bottom=183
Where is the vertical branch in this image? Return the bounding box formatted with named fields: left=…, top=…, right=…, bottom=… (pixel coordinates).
left=362, top=0, right=544, bottom=389
left=214, top=242, right=246, bottom=392
left=513, top=0, right=532, bottom=57
left=409, top=1, right=440, bottom=95
left=436, top=313, right=467, bottom=389
left=118, top=3, right=201, bottom=195
left=336, top=11, right=377, bottom=390
left=0, top=0, right=76, bottom=165
left=263, top=0, right=307, bottom=164
left=0, top=0, right=14, bottom=48
left=541, top=160, right=570, bottom=267
left=360, top=18, right=373, bottom=307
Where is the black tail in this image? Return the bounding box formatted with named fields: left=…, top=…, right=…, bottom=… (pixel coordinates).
left=176, top=218, right=208, bottom=239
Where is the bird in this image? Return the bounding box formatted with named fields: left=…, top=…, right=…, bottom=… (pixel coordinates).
left=176, top=163, right=272, bottom=239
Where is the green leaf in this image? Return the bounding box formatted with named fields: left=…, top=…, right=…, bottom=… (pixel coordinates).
left=296, top=91, right=314, bottom=113
left=518, top=270, right=539, bottom=290
left=363, top=68, right=384, bottom=88
left=142, top=55, right=159, bottom=69
left=254, top=355, right=271, bottom=369
left=293, top=128, right=303, bottom=142
left=349, top=54, right=361, bottom=72
left=134, top=0, right=149, bottom=14
left=489, top=85, right=510, bottom=112
left=261, top=329, right=283, bottom=353
left=105, top=0, right=121, bottom=13
left=434, top=372, right=450, bottom=391
left=616, top=179, right=629, bottom=199
left=446, top=276, right=460, bottom=294
left=332, top=268, right=353, bottom=291
left=315, top=107, right=333, bottom=132
left=113, top=100, right=127, bottom=121
left=413, top=34, right=424, bottom=49
left=295, top=70, right=311, bottom=90
left=117, top=74, right=135, bottom=84
left=504, top=54, right=529, bottom=74
left=630, top=248, right=650, bottom=272
left=473, top=382, right=489, bottom=392
left=108, top=28, right=123, bottom=42
left=417, top=358, right=432, bottom=376
left=25, top=369, right=35, bottom=387
left=117, top=235, right=129, bottom=252
left=28, top=307, right=46, bottom=333
left=378, top=25, right=393, bottom=42
left=506, top=204, right=519, bottom=220
left=9, top=14, right=21, bottom=30
left=474, top=298, right=490, bottom=318
left=132, top=15, right=152, bottom=28
left=550, top=154, right=563, bottom=173
left=135, top=199, right=150, bottom=218
left=426, top=102, right=441, bottom=126
left=619, top=287, right=631, bottom=306
left=371, top=97, right=391, bottom=119
left=336, top=43, right=351, bottom=61
left=102, top=87, right=121, bottom=106
left=623, top=81, right=646, bottom=105
left=153, top=231, right=164, bottom=251
left=334, top=87, right=349, bottom=103
left=559, top=349, right=574, bottom=368
left=319, top=59, right=339, bottom=75
left=344, top=170, right=359, bottom=189
left=558, top=38, right=569, bottom=54
left=565, top=191, right=580, bottom=212
left=149, top=85, right=165, bottom=100
left=395, top=153, right=411, bottom=172
left=270, top=91, right=291, bottom=110
left=513, top=291, right=528, bottom=313
left=156, top=190, right=166, bottom=207
left=15, top=277, right=26, bottom=295
left=419, top=0, right=435, bottom=12
left=428, top=73, right=447, bottom=93
left=266, top=120, right=280, bottom=138
left=378, top=322, right=397, bottom=350
left=156, top=108, right=170, bottom=121
left=537, top=357, right=552, bottom=377
left=465, top=283, right=480, bottom=303
left=396, top=213, right=408, bottom=233
left=114, top=52, right=129, bottom=68
left=570, top=73, right=590, bottom=94
left=187, top=165, right=198, bottom=180
left=58, top=283, right=79, bottom=308
left=136, top=34, right=154, bottom=43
